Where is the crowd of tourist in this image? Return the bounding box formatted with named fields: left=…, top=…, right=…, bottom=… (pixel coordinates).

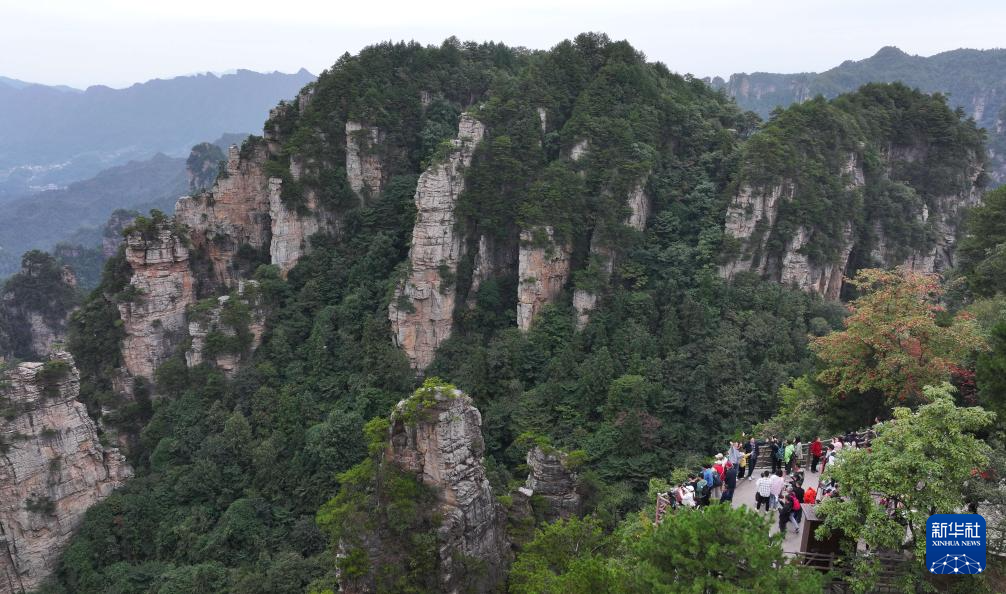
left=667, top=431, right=873, bottom=535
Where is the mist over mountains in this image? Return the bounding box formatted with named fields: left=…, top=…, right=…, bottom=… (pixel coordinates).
left=0, top=68, right=315, bottom=198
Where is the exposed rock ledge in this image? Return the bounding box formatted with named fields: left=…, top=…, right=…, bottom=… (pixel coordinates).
left=0, top=353, right=132, bottom=594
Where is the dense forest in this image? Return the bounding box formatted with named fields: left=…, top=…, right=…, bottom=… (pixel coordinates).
left=16, top=35, right=1006, bottom=593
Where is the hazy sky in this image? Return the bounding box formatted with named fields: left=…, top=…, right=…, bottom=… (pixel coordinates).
left=4, top=0, right=1003, bottom=88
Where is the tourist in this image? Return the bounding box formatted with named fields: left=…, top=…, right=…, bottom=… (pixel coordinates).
left=803, top=486, right=817, bottom=505
left=793, top=436, right=803, bottom=468
left=790, top=462, right=804, bottom=487
left=755, top=471, right=772, bottom=511
left=681, top=484, right=696, bottom=508
left=711, top=456, right=725, bottom=499
left=833, top=436, right=844, bottom=452
left=745, top=436, right=759, bottom=480
left=721, top=461, right=738, bottom=503
left=770, top=437, right=782, bottom=474
left=821, top=444, right=834, bottom=473
left=784, top=439, right=795, bottom=474
left=810, top=436, right=823, bottom=473
left=727, top=441, right=742, bottom=467
left=787, top=488, right=802, bottom=532
left=778, top=490, right=795, bottom=534
left=769, top=469, right=784, bottom=510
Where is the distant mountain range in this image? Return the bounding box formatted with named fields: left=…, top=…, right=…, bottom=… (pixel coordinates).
left=708, top=47, right=1006, bottom=184
left=0, top=68, right=315, bottom=197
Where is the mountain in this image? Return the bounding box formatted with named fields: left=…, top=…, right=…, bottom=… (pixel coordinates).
left=708, top=46, right=1006, bottom=183
left=0, top=36, right=1000, bottom=594
left=0, top=75, right=80, bottom=93
left=0, top=153, right=187, bottom=277
left=0, top=133, right=247, bottom=279
left=0, top=68, right=315, bottom=198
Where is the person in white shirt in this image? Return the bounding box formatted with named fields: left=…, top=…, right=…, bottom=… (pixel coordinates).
left=755, top=471, right=773, bottom=511
left=681, top=485, right=696, bottom=508
left=768, top=470, right=784, bottom=510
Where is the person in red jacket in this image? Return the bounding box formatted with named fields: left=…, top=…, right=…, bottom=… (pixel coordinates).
left=803, top=486, right=817, bottom=504
left=810, top=437, right=823, bottom=473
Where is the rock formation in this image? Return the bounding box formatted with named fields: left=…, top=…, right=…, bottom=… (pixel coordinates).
left=521, top=446, right=581, bottom=521
left=468, top=234, right=517, bottom=303
left=0, top=253, right=78, bottom=361
left=0, top=353, right=131, bottom=594
left=389, top=114, right=485, bottom=370
left=117, top=221, right=196, bottom=380
left=517, top=226, right=571, bottom=331
left=101, top=210, right=138, bottom=258
left=268, top=179, right=327, bottom=277
left=719, top=150, right=982, bottom=299
left=176, top=144, right=272, bottom=291
left=572, top=180, right=650, bottom=329
left=345, top=121, right=384, bottom=201
left=386, top=387, right=509, bottom=593
left=185, top=281, right=266, bottom=376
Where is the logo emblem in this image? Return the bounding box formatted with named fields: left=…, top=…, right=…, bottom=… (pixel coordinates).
left=926, top=514, right=986, bottom=574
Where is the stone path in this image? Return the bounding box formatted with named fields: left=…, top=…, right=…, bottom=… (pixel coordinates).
left=729, top=467, right=821, bottom=554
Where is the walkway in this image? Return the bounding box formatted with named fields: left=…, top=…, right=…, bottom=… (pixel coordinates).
left=730, top=468, right=821, bottom=554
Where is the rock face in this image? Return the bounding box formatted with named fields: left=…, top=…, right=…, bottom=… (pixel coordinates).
left=523, top=446, right=581, bottom=521
left=719, top=151, right=982, bottom=298
left=386, top=388, right=509, bottom=593
left=0, top=353, right=132, bottom=594
left=268, top=179, right=325, bottom=277
left=101, top=210, right=138, bottom=258
left=345, top=121, right=384, bottom=201
left=517, top=226, right=572, bottom=331
left=117, top=222, right=196, bottom=380
left=184, top=281, right=266, bottom=377
left=468, top=234, right=517, bottom=303
left=572, top=180, right=650, bottom=329
left=176, top=144, right=272, bottom=291
left=389, top=114, right=485, bottom=370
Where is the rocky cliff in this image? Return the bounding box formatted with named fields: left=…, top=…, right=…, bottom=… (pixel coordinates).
left=721, top=147, right=984, bottom=298
left=709, top=46, right=1006, bottom=184
left=389, top=114, right=485, bottom=369
left=184, top=280, right=266, bottom=377
left=385, top=386, right=509, bottom=593
left=517, top=226, right=571, bottom=331
left=345, top=121, right=385, bottom=202
left=0, top=353, right=131, bottom=594
left=117, top=221, right=196, bottom=380
left=175, top=144, right=272, bottom=291
left=101, top=210, right=138, bottom=258
left=521, top=446, right=581, bottom=521
left=0, top=253, right=79, bottom=361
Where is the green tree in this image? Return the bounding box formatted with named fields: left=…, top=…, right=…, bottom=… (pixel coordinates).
left=624, top=505, right=823, bottom=593
left=509, top=517, right=625, bottom=594
left=958, top=185, right=1006, bottom=298
left=817, top=384, right=994, bottom=588
left=977, top=321, right=1006, bottom=424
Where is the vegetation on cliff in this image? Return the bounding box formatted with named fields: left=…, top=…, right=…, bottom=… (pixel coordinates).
left=37, top=34, right=1006, bottom=593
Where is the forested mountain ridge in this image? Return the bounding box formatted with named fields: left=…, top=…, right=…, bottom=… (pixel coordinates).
left=708, top=46, right=1006, bottom=184
left=0, top=34, right=998, bottom=593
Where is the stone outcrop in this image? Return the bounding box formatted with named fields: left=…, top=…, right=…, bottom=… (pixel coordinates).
left=184, top=281, right=266, bottom=377
left=0, top=353, right=131, bottom=594
left=389, top=114, right=485, bottom=370
left=101, top=210, right=137, bottom=258
left=521, top=446, right=581, bottom=521
left=175, top=144, right=272, bottom=291
left=269, top=179, right=326, bottom=277
left=572, top=180, right=650, bottom=329
left=468, top=234, right=517, bottom=303
left=0, top=254, right=78, bottom=361
left=386, top=387, right=509, bottom=593
left=345, top=121, right=384, bottom=201
left=117, top=222, right=196, bottom=380
left=719, top=150, right=982, bottom=298
left=517, top=226, right=571, bottom=331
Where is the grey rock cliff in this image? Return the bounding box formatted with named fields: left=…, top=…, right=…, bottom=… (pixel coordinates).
left=386, top=388, right=510, bottom=593
left=517, top=226, right=571, bottom=331
left=0, top=353, right=132, bottom=594
left=389, top=114, right=485, bottom=370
